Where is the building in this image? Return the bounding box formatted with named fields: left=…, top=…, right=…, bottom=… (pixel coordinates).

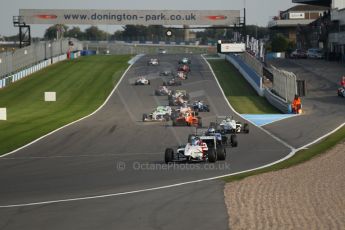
left=294, top=0, right=345, bottom=61
left=268, top=5, right=329, bottom=43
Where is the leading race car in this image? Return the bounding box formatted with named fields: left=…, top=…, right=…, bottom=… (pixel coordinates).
left=134, top=77, right=150, bottom=85
left=178, top=57, right=191, bottom=65
left=192, top=101, right=210, bottom=112
left=148, top=58, right=159, bottom=66
left=155, top=86, right=172, bottom=96
left=211, top=116, right=249, bottom=134
left=162, top=78, right=182, bottom=86
left=142, top=106, right=172, bottom=122
left=164, top=134, right=226, bottom=163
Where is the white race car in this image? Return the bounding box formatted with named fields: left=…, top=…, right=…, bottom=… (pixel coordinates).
left=164, top=135, right=226, bottom=163
left=135, top=77, right=150, bottom=85
left=178, top=57, right=191, bottom=65
left=214, top=116, right=249, bottom=134
left=148, top=58, right=159, bottom=66
left=155, top=86, right=172, bottom=96
left=142, top=106, right=172, bottom=122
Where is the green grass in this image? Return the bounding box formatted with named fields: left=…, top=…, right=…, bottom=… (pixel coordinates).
left=224, top=125, right=345, bottom=182
left=0, top=55, right=130, bottom=155
left=208, top=59, right=279, bottom=114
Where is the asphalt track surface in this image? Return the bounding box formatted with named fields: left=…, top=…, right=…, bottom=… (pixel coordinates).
left=0, top=54, right=306, bottom=230
left=265, top=59, right=345, bottom=148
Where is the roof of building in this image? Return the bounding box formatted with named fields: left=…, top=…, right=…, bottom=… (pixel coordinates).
left=285, top=4, right=330, bottom=12
left=292, top=0, right=331, bottom=7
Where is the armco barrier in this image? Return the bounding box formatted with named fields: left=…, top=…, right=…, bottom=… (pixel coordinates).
left=264, top=87, right=290, bottom=113
left=226, top=54, right=264, bottom=96
left=0, top=54, right=71, bottom=89
left=0, top=39, right=82, bottom=78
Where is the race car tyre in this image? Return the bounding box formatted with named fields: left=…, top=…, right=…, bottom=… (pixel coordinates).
left=217, top=146, right=226, bottom=161
left=135, top=82, right=138, bottom=85
left=142, top=113, right=148, bottom=122
left=148, top=80, right=151, bottom=85
left=164, top=114, right=170, bottom=121
left=187, top=134, right=196, bottom=143
left=198, top=119, right=202, bottom=128
left=208, top=148, right=217, bottom=163
left=165, top=148, right=174, bottom=163
left=231, top=134, right=238, bottom=147
left=154, top=90, right=160, bottom=96
left=243, top=123, right=249, bottom=133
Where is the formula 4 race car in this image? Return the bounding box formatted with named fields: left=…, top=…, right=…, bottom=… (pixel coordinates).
left=164, top=134, right=226, bottom=163
left=212, top=116, right=249, bottom=134
left=172, top=112, right=202, bottom=127
left=192, top=101, right=210, bottom=112
left=178, top=57, right=191, bottom=65
left=148, top=58, right=159, bottom=66
left=337, top=87, right=345, bottom=97
left=159, top=70, right=174, bottom=76
left=169, top=96, right=188, bottom=106
left=155, top=86, right=172, bottom=96
left=205, top=127, right=238, bottom=147
left=178, top=64, right=190, bottom=73
left=162, top=78, right=182, bottom=86
left=134, top=77, right=150, bottom=85
left=142, top=106, right=172, bottom=122
left=176, top=71, right=188, bottom=80
left=168, top=90, right=189, bottom=101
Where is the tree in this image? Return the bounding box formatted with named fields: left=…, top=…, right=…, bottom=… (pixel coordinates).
left=65, top=26, right=85, bottom=40
left=270, top=34, right=289, bottom=52
left=85, top=26, right=109, bottom=41
left=44, top=24, right=68, bottom=40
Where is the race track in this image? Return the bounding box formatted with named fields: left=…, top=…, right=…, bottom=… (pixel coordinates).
left=0, top=54, right=293, bottom=229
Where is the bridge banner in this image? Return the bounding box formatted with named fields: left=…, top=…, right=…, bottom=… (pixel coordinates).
left=19, top=9, right=240, bottom=26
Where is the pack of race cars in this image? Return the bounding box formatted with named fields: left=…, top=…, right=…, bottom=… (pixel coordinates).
left=133, top=56, right=250, bottom=164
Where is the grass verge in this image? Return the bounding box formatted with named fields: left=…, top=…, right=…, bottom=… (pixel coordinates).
left=208, top=59, right=279, bottom=114
left=224, top=125, right=345, bottom=182
left=0, top=55, right=130, bottom=155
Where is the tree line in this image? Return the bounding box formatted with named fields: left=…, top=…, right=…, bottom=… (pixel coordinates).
left=44, top=24, right=270, bottom=45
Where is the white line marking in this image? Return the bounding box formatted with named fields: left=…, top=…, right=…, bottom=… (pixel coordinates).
left=1, top=55, right=343, bottom=208
left=0, top=58, right=137, bottom=159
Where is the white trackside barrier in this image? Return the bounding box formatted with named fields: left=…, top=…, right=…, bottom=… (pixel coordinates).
left=0, top=108, right=7, bottom=120
left=44, top=92, right=56, bottom=102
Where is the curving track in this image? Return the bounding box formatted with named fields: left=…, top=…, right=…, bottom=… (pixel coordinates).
left=0, top=54, right=291, bottom=229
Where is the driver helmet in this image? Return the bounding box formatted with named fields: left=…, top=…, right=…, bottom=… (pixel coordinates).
left=208, top=127, right=215, bottom=134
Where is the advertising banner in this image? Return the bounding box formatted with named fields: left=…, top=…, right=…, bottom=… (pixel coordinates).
left=19, top=9, right=240, bottom=26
